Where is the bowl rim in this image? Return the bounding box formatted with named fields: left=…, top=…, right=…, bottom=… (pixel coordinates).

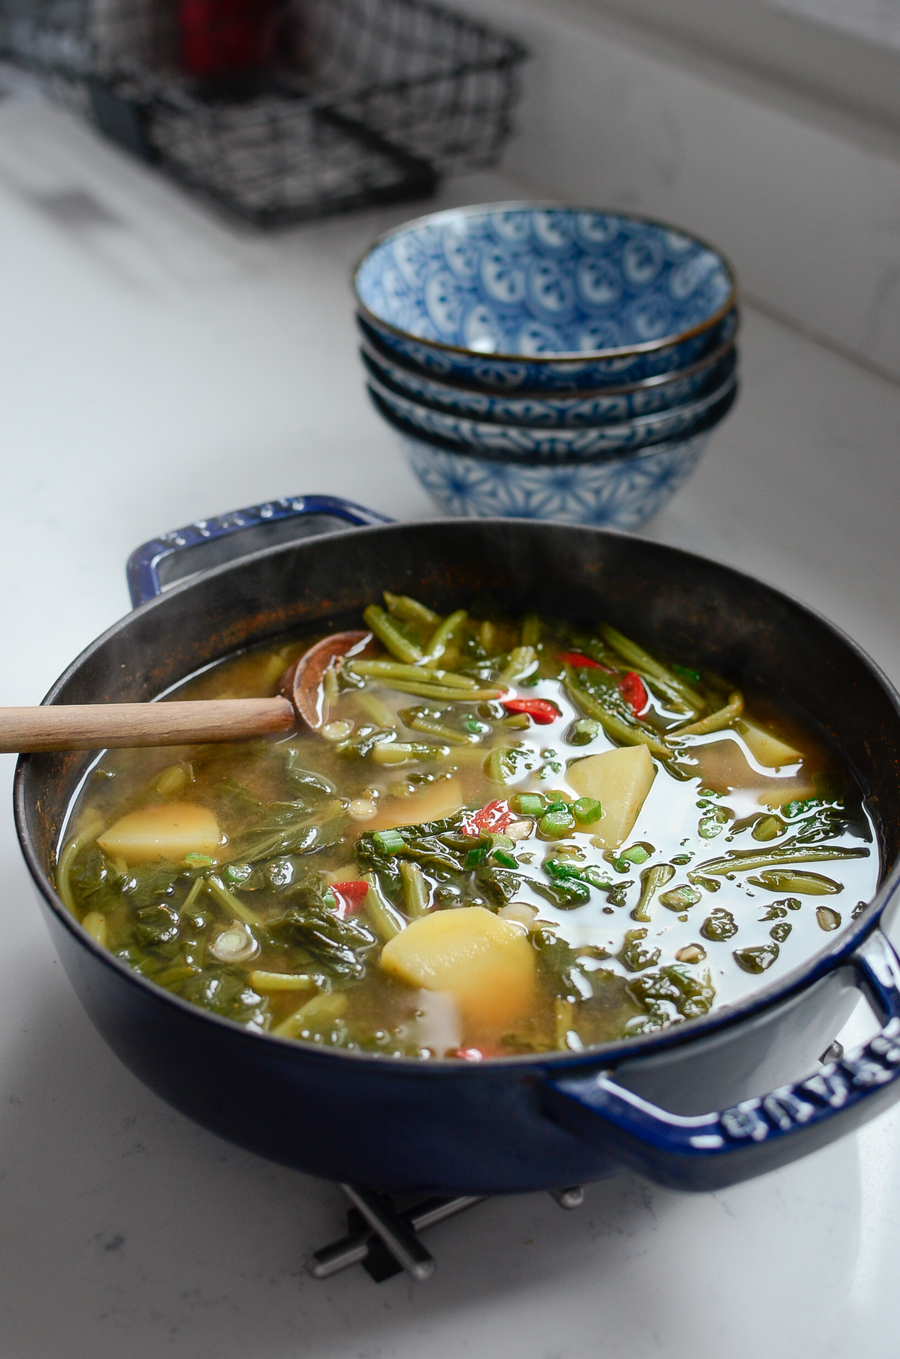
left=371, top=379, right=736, bottom=465
left=359, top=317, right=738, bottom=401
left=366, top=360, right=739, bottom=447
left=352, top=201, right=740, bottom=365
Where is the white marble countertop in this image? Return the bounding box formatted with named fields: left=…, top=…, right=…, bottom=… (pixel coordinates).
left=2, top=90, right=900, bottom=1359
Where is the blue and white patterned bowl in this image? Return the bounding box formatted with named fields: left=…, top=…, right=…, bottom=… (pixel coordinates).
left=361, top=332, right=737, bottom=427
left=367, top=364, right=738, bottom=459
left=400, top=427, right=715, bottom=526
left=353, top=203, right=738, bottom=392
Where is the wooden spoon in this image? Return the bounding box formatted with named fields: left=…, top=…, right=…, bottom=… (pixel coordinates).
left=0, top=631, right=370, bottom=754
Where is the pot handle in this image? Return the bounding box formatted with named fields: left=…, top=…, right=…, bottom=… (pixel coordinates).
left=126, top=495, right=393, bottom=608
left=543, top=925, right=900, bottom=1191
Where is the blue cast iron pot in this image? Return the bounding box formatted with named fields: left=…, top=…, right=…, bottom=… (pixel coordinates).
left=14, top=498, right=900, bottom=1196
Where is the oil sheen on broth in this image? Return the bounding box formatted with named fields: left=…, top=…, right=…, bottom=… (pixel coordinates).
left=57, top=595, right=878, bottom=1060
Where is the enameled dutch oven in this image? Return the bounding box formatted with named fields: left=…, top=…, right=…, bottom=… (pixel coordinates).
left=14, top=496, right=900, bottom=1197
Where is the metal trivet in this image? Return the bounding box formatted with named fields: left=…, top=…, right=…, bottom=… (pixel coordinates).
left=309, top=1182, right=585, bottom=1282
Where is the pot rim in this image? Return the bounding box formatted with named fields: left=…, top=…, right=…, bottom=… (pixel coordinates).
left=14, top=517, right=900, bottom=1082
left=351, top=201, right=739, bottom=366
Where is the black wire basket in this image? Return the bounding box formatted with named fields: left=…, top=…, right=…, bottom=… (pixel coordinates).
left=0, top=0, right=528, bottom=225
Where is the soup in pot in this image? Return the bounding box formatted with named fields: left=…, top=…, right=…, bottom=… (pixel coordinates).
left=56, top=592, right=878, bottom=1060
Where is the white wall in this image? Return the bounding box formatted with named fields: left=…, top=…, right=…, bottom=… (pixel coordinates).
left=462, top=0, right=900, bottom=380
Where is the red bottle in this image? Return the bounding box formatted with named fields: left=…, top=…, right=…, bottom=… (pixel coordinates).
left=179, top=0, right=280, bottom=78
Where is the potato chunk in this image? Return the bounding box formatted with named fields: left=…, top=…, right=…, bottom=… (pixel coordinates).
left=369, top=777, right=462, bottom=831
left=567, top=744, right=656, bottom=849
left=380, top=906, right=535, bottom=1033
left=97, top=802, right=223, bottom=866
left=736, top=718, right=802, bottom=769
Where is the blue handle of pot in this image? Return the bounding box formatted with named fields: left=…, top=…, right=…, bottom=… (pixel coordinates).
left=126, top=494, right=393, bottom=608
left=544, top=926, right=900, bottom=1191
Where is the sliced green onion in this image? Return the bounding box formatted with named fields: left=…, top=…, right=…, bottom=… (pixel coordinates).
left=510, top=793, right=546, bottom=816
left=538, top=808, right=576, bottom=839
left=573, top=797, right=602, bottom=826
left=491, top=849, right=518, bottom=870
left=373, top=829, right=405, bottom=854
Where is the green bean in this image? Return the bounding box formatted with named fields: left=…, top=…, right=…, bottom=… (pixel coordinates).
left=155, top=763, right=192, bottom=796
left=383, top=591, right=441, bottom=628
left=179, top=875, right=207, bottom=918
left=349, top=660, right=478, bottom=689
left=407, top=714, right=473, bottom=745
left=748, top=869, right=842, bottom=894
left=674, top=691, right=744, bottom=737
left=55, top=811, right=104, bottom=913
left=273, top=991, right=347, bottom=1040
left=689, top=844, right=868, bottom=879
left=631, top=863, right=675, bottom=922
left=423, top=609, right=467, bottom=664
left=363, top=606, right=424, bottom=664
left=501, top=645, right=536, bottom=681
left=374, top=678, right=505, bottom=702
left=155, top=964, right=201, bottom=987
left=204, top=874, right=262, bottom=926
left=521, top=613, right=542, bottom=647
left=599, top=623, right=706, bottom=710
left=400, top=861, right=430, bottom=918
left=82, top=910, right=107, bottom=947
left=361, top=872, right=406, bottom=941
left=322, top=664, right=340, bottom=714
left=353, top=691, right=400, bottom=728
left=371, top=742, right=450, bottom=764
left=249, top=970, right=318, bottom=992
left=563, top=668, right=671, bottom=759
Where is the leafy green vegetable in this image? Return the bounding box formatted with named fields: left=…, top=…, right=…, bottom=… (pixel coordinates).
left=627, top=965, right=715, bottom=1023
left=618, top=929, right=662, bottom=972
left=267, top=889, right=378, bottom=979
left=700, top=908, right=738, bottom=941
left=733, top=944, right=779, bottom=973
left=180, top=968, right=268, bottom=1025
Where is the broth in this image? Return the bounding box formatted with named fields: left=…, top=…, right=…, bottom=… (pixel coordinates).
left=56, top=595, right=879, bottom=1060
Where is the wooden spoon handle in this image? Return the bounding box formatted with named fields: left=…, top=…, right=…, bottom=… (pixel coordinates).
left=0, top=697, right=295, bottom=753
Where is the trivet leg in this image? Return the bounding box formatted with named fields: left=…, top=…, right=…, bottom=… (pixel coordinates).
left=549, top=1185, right=584, bottom=1209
left=341, top=1184, right=436, bottom=1281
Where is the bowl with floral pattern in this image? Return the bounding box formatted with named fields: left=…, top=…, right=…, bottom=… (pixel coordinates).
left=399, top=424, right=717, bottom=526
left=353, top=203, right=738, bottom=392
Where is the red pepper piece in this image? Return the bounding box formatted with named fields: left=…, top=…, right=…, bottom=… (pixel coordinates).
left=560, top=652, right=617, bottom=674
left=461, top=799, right=515, bottom=838
left=618, top=671, right=649, bottom=717
left=560, top=651, right=602, bottom=669
left=453, top=1045, right=503, bottom=1062
left=329, top=880, right=370, bottom=918
left=501, top=697, right=561, bottom=725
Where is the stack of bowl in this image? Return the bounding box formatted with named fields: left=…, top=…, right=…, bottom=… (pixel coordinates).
left=353, top=203, right=739, bottom=527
